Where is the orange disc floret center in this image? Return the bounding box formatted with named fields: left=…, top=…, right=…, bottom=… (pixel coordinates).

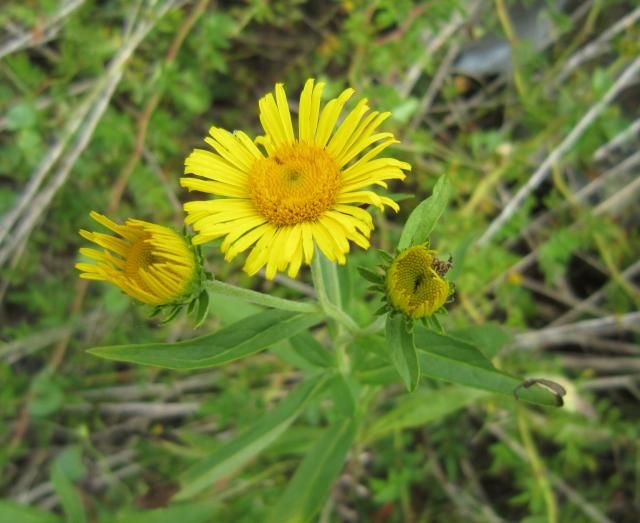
left=248, top=143, right=341, bottom=226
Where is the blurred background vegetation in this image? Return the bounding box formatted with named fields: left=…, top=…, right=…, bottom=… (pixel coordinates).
left=1, top=0, right=639, bottom=521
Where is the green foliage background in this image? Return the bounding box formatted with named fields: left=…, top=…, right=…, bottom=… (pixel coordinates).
left=1, top=0, right=639, bottom=522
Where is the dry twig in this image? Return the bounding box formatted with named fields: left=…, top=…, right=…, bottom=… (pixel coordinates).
left=512, top=311, right=640, bottom=351
left=593, top=117, right=640, bottom=162
left=555, top=6, right=640, bottom=87
left=477, top=56, right=640, bottom=246
left=550, top=259, right=640, bottom=326
left=0, top=0, right=86, bottom=61
left=0, top=0, right=180, bottom=266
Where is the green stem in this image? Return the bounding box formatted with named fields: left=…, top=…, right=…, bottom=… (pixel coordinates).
left=310, top=250, right=341, bottom=307
left=310, top=253, right=358, bottom=371
left=310, top=252, right=360, bottom=335
left=206, top=280, right=320, bottom=314
left=360, top=315, right=386, bottom=336
left=334, top=339, right=350, bottom=375
left=495, top=0, right=528, bottom=100
left=517, top=405, right=558, bottom=523
left=325, top=303, right=360, bottom=336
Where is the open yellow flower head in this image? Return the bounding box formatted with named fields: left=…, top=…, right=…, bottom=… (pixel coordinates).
left=76, top=212, right=197, bottom=306
left=386, top=245, right=450, bottom=319
left=181, top=79, right=411, bottom=279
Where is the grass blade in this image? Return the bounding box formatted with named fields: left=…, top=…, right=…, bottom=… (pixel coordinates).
left=177, top=374, right=329, bottom=500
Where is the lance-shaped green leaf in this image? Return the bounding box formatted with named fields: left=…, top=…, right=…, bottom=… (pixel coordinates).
left=398, top=175, right=451, bottom=250
left=327, top=373, right=357, bottom=417
left=50, top=461, right=86, bottom=523
left=177, top=374, right=329, bottom=500
left=88, top=309, right=323, bottom=369
left=414, top=328, right=493, bottom=370
left=365, top=386, right=487, bottom=442
left=0, top=501, right=61, bottom=523
left=289, top=331, right=335, bottom=369
left=267, top=417, right=357, bottom=523
left=115, top=502, right=220, bottom=523
left=450, top=323, right=513, bottom=359
left=385, top=314, right=420, bottom=392
left=415, top=332, right=559, bottom=407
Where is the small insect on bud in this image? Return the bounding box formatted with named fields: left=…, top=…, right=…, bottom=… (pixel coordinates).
left=431, top=255, right=453, bottom=277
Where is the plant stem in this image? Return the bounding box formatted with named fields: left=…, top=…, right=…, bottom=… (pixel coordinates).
left=206, top=280, right=320, bottom=314
left=310, top=252, right=358, bottom=372
left=360, top=315, right=386, bottom=336
left=495, top=0, right=528, bottom=100
left=517, top=406, right=558, bottom=523
left=310, top=252, right=360, bottom=335
left=334, top=339, right=350, bottom=375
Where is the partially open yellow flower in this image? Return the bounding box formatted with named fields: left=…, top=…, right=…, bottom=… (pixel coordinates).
left=76, top=212, right=197, bottom=306
left=181, top=78, right=410, bottom=279
left=386, top=245, right=450, bottom=319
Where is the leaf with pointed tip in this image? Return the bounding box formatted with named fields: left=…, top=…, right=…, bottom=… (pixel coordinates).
left=289, top=331, right=335, bottom=369
left=193, top=289, right=210, bottom=328
left=357, top=266, right=384, bottom=284
left=385, top=314, right=420, bottom=392
left=375, top=304, right=390, bottom=316
left=88, top=309, right=323, bottom=370
left=50, top=461, right=86, bottom=523
left=0, top=501, right=61, bottom=523
left=267, top=417, right=357, bottom=523
left=377, top=250, right=394, bottom=263
left=177, top=374, right=329, bottom=500
left=422, top=314, right=444, bottom=333
left=415, top=330, right=559, bottom=406
left=115, top=502, right=220, bottom=523
left=398, top=175, right=451, bottom=250
left=365, top=386, right=487, bottom=442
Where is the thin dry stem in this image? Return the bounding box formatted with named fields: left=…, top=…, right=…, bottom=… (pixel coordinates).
left=478, top=56, right=640, bottom=246
left=0, top=0, right=86, bottom=61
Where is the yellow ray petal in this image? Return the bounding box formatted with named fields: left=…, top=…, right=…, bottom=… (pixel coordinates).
left=259, top=93, right=288, bottom=148
left=301, top=221, right=315, bottom=264
left=184, top=149, right=249, bottom=187
left=224, top=222, right=272, bottom=260
left=207, top=127, right=256, bottom=172
left=265, top=227, right=289, bottom=279
left=325, top=210, right=372, bottom=242
left=333, top=204, right=374, bottom=228
left=343, top=157, right=411, bottom=180
left=315, top=88, right=355, bottom=148
left=234, top=130, right=265, bottom=160
left=337, top=191, right=384, bottom=210
left=298, top=78, right=314, bottom=142
left=180, top=177, right=248, bottom=198
left=340, top=137, right=397, bottom=171
left=287, top=244, right=304, bottom=278
left=243, top=225, right=278, bottom=276
left=275, top=83, right=295, bottom=143
left=326, top=98, right=369, bottom=159
left=339, top=112, right=392, bottom=165
left=311, top=221, right=346, bottom=264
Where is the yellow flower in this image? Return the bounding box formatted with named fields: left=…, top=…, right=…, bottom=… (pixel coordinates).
left=76, top=212, right=197, bottom=306
left=386, top=245, right=450, bottom=319
left=181, top=79, right=410, bottom=279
